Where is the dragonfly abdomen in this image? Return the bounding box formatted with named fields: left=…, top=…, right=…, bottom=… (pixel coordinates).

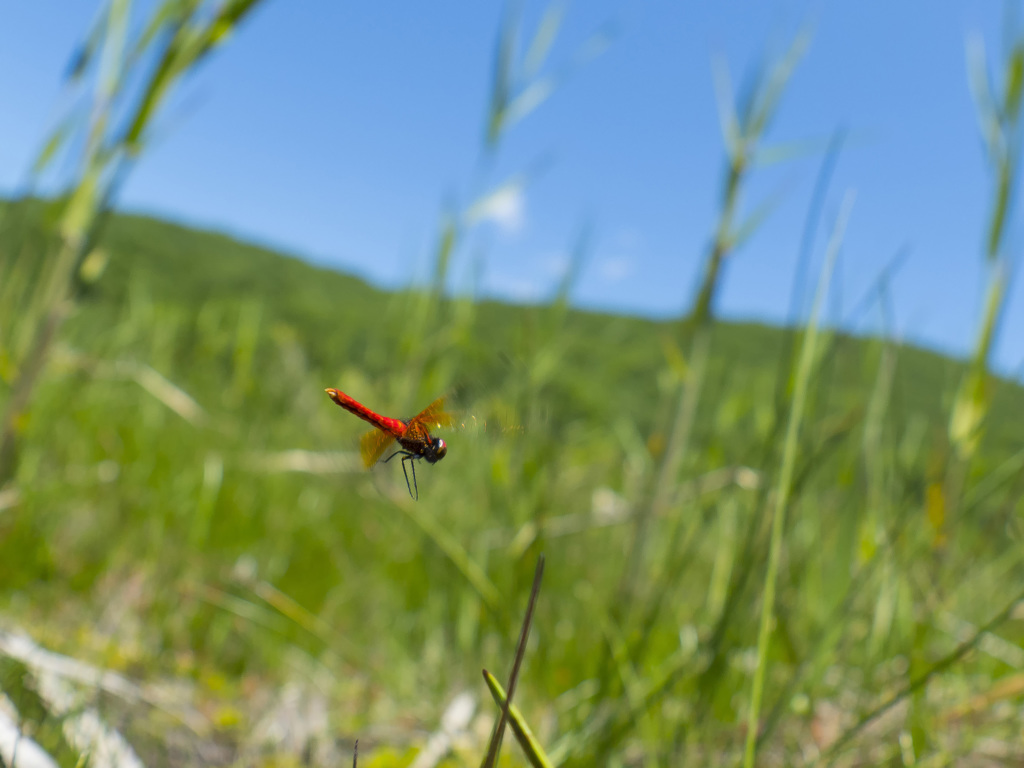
left=326, top=389, right=406, bottom=435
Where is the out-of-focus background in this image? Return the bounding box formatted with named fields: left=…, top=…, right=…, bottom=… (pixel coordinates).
left=1, top=1, right=1023, bottom=766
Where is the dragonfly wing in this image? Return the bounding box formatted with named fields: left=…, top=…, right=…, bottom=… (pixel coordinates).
left=410, top=396, right=455, bottom=431
left=360, top=428, right=396, bottom=468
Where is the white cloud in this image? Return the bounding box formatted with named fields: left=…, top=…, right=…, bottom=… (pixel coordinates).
left=598, top=257, right=633, bottom=283
left=594, top=227, right=642, bottom=284
left=541, top=250, right=571, bottom=277
left=466, top=183, right=526, bottom=234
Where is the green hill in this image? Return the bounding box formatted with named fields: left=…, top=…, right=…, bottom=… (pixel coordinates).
left=22, top=206, right=994, bottom=432
left=74, top=208, right=1024, bottom=452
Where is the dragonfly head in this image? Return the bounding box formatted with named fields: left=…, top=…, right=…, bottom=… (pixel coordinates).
left=425, top=437, right=447, bottom=463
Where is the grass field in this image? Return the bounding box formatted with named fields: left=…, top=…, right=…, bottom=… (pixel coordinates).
left=2, top=3, right=1024, bottom=767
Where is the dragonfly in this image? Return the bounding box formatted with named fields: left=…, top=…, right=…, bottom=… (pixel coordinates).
left=325, top=388, right=453, bottom=500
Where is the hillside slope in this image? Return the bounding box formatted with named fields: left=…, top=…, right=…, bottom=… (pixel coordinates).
left=64, top=208, right=1021, bottom=455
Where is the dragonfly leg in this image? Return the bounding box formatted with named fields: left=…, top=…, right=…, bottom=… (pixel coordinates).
left=382, top=450, right=420, bottom=500
left=400, top=455, right=419, bottom=501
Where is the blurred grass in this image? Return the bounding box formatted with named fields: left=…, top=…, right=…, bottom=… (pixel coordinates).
left=1, top=194, right=1022, bottom=764
left=1, top=2, right=1024, bottom=767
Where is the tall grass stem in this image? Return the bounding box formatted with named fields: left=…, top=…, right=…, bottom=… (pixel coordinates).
left=742, top=190, right=855, bottom=768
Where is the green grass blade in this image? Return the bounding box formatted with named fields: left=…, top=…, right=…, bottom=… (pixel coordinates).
left=482, top=670, right=554, bottom=768
left=522, top=0, right=567, bottom=78
left=742, top=189, right=855, bottom=768
left=485, top=0, right=520, bottom=147
left=481, top=554, right=545, bottom=768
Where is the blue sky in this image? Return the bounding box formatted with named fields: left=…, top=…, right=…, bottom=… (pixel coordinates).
left=1, top=1, right=1021, bottom=375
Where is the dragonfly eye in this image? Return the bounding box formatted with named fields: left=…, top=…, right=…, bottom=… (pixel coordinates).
left=433, top=438, right=447, bottom=461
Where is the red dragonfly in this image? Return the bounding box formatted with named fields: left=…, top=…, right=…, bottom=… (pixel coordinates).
left=325, top=389, right=453, bottom=500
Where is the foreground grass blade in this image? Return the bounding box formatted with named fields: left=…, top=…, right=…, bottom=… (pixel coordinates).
left=480, top=554, right=545, bottom=768
left=482, top=670, right=554, bottom=768
left=743, top=190, right=856, bottom=768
